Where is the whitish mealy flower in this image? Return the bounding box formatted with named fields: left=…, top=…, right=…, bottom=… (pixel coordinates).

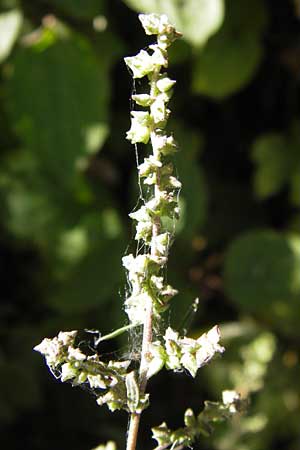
left=150, top=96, right=169, bottom=124
left=138, top=155, right=162, bottom=177
left=156, top=75, right=176, bottom=92
left=139, top=13, right=170, bottom=36
left=131, top=93, right=152, bottom=107
left=68, top=346, right=86, bottom=361
left=167, top=175, right=182, bottom=189
left=124, top=49, right=154, bottom=79
left=147, top=341, right=166, bottom=378
left=129, top=205, right=152, bottom=223
left=92, top=441, right=116, bottom=450
left=148, top=44, right=168, bottom=68
left=135, top=220, right=152, bottom=242
left=60, top=362, right=78, bottom=382
left=122, top=254, right=151, bottom=276
left=126, top=111, right=151, bottom=144
left=87, top=374, right=107, bottom=389
left=157, top=326, right=225, bottom=377
left=151, top=132, right=178, bottom=156
left=139, top=14, right=182, bottom=48
left=152, top=232, right=170, bottom=256
left=125, top=291, right=152, bottom=324
left=33, top=331, right=77, bottom=367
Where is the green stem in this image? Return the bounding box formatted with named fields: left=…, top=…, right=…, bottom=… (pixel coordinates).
left=98, top=323, right=141, bottom=343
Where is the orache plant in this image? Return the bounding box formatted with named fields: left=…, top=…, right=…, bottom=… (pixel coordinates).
left=34, top=13, right=243, bottom=450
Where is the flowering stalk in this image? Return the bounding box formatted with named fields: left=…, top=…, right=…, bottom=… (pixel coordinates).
left=34, top=13, right=242, bottom=450
left=123, top=15, right=182, bottom=449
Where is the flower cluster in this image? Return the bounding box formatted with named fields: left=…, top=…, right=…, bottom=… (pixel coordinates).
left=147, top=325, right=225, bottom=378
left=34, top=331, right=148, bottom=413
left=152, top=390, right=245, bottom=450
left=123, top=14, right=182, bottom=325
left=122, top=253, right=177, bottom=324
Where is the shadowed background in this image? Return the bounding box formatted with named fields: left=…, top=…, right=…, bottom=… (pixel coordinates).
left=1, top=0, right=300, bottom=449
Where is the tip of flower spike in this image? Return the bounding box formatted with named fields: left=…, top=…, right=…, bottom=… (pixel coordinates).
left=138, top=13, right=182, bottom=45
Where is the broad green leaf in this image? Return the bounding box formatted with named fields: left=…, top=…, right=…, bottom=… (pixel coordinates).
left=192, top=0, right=267, bottom=99
left=224, top=230, right=300, bottom=311
left=6, top=29, right=113, bottom=194
left=122, top=0, right=224, bottom=47
left=252, top=130, right=300, bottom=205
left=251, top=133, right=290, bottom=198
left=49, top=0, right=105, bottom=19
left=0, top=9, right=22, bottom=63
left=49, top=238, right=124, bottom=312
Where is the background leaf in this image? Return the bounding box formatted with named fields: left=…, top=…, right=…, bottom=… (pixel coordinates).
left=192, top=0, right=267, bottom=99
left=0, top=9, right=22, bottom=63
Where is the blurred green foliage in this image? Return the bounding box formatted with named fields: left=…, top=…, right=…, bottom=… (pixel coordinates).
left=0, top=1, right=300, bottom=450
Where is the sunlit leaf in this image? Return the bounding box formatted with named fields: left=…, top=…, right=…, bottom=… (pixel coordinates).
left=192, top=0, right=267, bottom=98
left=224, top=230, right=300, bottom=310
left=6, top=28, right=113, bottom=193
left=252, top=128, right=300, bottom=206
left=49, top=237, right=125, bottom=312
left=0, top=9, right=22, bottom=63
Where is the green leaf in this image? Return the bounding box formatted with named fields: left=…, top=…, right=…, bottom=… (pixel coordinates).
left=192, top=0, right=267, bottom=98
left=224, top=230, right=300, bottom=311
left=6, top=30, right=112, bottom=194
left=49, top=236, right=124, bottom=312
left=48, top=0, right=105, bottom=19
left=122, top=0, right=224, bottom=47
left=251, top=129, right=300, bottom=206
left=251, top=133, right=291, bottom=198
left=0, top=9, right=22, bottom=63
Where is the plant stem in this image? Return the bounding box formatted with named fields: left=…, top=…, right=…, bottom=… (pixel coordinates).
left=126, top=68, right=162, bottom=450
left=126, top=413, right=141, bottom=450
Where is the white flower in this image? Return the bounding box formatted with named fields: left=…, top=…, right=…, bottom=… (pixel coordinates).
left=156, top=76, right=176, bottom=92
left=60, top=362, right=78, bottom=382
left=126, top=111, right=151, bottom=144
left=131, top=93, right=152, bottom=106
left=150, top=96, right=168, bottom=124
left=124, top=50, right=154, bottom=78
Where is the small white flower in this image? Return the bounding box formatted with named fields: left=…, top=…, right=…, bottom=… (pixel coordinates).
left=156, top=76, right=176, bottom=92
left=124, top=50, right=154, bottom=78
left=60, top=362, right=78, bottom=382
left=68, top=346, right=86, bottom=361
left=126, top=111, right=151, bottom=144
left=129, top=205, right=152, bottom=222
left=150, top=96, right=168, bottom=124
left=131, top=93, right=152, bottom=106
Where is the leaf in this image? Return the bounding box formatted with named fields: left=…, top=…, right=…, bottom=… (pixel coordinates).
left=6, top=28, right=113, bottom=194
left=122, top=0, right=224, bottom=47
left=192, top=0, right=267, bottom=98
left=251, top=133, right=291, bottom=198
left=48, top=0, right=105, bottom=19
left=49, top=236, right=125, bottom=312
left=0, top=9, right=22, bottom=63
left=224, top=230, right=300, bottom=311
left=251, top=129, right=300, bottom=205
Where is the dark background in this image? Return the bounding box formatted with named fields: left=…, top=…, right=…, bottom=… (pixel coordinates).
left=1, top=0, right=300, bottom=449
